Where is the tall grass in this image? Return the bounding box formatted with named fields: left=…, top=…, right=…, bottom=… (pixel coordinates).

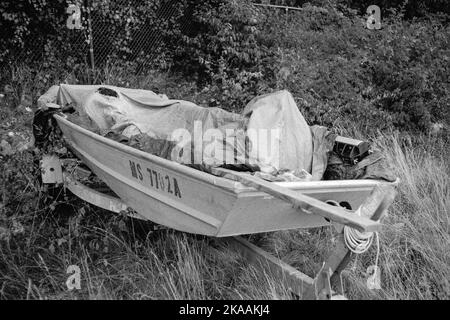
left=0, top=222, right=294, bottom=299
left=368, top=133, right=449, bottom=299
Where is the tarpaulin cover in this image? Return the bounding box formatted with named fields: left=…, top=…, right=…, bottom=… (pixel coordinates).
left=243, top=91, right=312, bottom=174
left=38, top=84, right=396, bottom=182
left=39, top=85, right=314, bottom=176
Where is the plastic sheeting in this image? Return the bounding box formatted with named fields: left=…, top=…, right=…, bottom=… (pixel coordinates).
left=324, top=151, right=396, bottom=182
left=310, top=125, right=337, bottom=181
left=243, top=91, right=312, bottom=174
left=41, top=85, right=314, bottom=175
left=37, top=84, right=396, bottom=182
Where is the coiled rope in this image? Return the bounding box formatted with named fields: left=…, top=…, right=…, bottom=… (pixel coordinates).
left=343, top=208, right=380, bottom=275
left=326, top=201, right=380, bottom=266
left=343, top=220, right=375, bottom=254
left=324, top=200, right=384, bottom=294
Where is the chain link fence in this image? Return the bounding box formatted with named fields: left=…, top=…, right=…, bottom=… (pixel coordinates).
left=2, top=0, right=191, bottom=74
left=1, top=0, right=306, bottom=78
left=89, top=0, right=188, bottom=71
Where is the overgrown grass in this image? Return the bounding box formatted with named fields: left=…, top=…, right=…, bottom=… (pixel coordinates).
left=370, top=133, right=449, bottom=299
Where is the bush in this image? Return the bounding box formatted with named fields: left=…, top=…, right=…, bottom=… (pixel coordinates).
left=250, top=1, right=450, bottom=132
left=173, top=0, right=265, bottom=77
left=363, top=14, right=450, bottom=131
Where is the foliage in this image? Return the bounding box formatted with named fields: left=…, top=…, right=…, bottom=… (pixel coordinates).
left=250, top=1, right=450, bottom=132
left=167, top=0, right=278, bottom=110
left=0, top=0, right=185, bottom=72
left=172, top=1, right=272, bottom=77
left=342, top=0, right=450, bottom=18
left=0, top=0, right=92, bottom=71
left=268, top=0, right=450, bottom=18
left=89, top=0, right=186, bottom=69
left=1, top=0, right=448, bottom=132
left=363, top=14, right=450, bottom=131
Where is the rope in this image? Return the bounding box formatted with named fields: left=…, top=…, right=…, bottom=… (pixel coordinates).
left=343, top=208, right=381, bottom=282
left=344, top=228, right=373, bottom=254
left=343, top=207, right=378, bottom=254
left=326, top=201, right=381, bottom=277
left=321, top=200, right=383, bottom=294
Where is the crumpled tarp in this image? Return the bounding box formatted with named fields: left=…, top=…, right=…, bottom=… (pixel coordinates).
left=324, top=151, right=396, bottom=182
left=310, top=125, right=338, bottom=181
left=309, top=125, right=396, bottom=182
left=40, top=85, right=314, bottom=176
left=37, top=84, right=396, bottom=183
left=243, top=91, right=313, bottom=174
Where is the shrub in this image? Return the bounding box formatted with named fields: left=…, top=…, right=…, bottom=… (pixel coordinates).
left=173, top=0, right=268, bottom=77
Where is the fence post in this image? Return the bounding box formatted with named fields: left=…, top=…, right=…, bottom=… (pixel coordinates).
left=86, top=0, right=95, bottom=70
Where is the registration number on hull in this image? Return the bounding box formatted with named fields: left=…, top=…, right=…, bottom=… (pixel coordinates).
left=129, top=160, right=182, bottom=198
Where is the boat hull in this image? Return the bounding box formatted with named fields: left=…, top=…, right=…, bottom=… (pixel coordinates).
left=55, top=114, right=388, bottom=237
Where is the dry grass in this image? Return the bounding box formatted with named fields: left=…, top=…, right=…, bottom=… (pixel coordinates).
left=0, top=222, right=294, bottom=299
left=367, top=133, right=450, bottom=299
